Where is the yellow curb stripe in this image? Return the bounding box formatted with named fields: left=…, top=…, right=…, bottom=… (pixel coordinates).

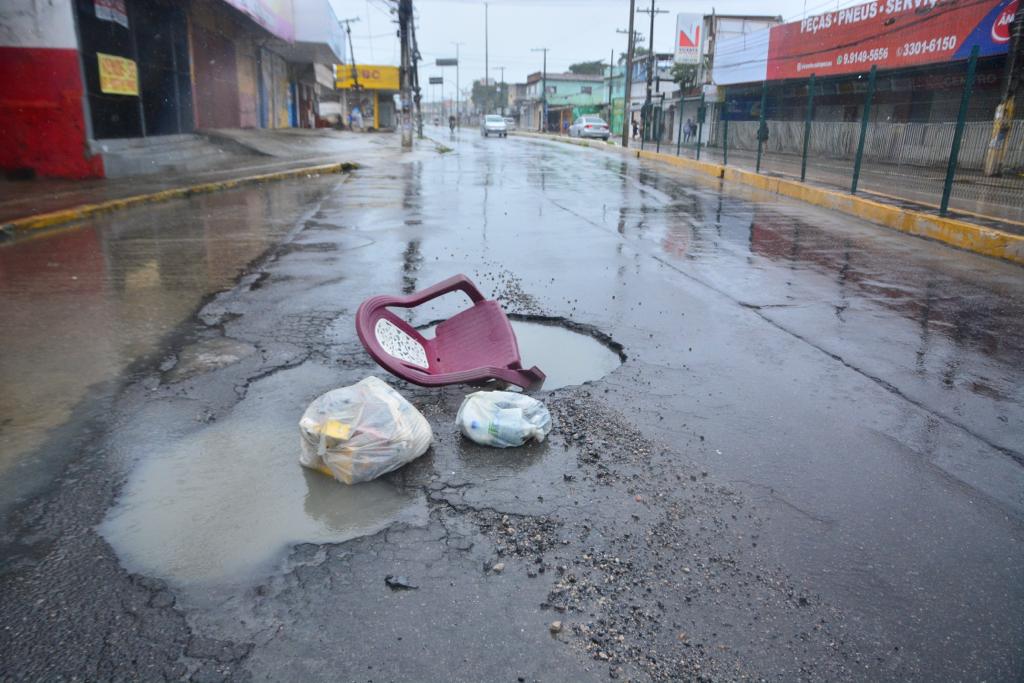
left=515, top=132, right=1022, bottom=266
left=1, top=162, right=357, bottom=236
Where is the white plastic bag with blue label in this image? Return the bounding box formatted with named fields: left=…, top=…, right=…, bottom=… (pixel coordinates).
left=456, top=390, right=552, bottom=448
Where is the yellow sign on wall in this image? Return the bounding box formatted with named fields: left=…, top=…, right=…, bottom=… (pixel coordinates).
left=335, top=65, right=400, bottom=91
left=97, top=53, right=138, bottom=96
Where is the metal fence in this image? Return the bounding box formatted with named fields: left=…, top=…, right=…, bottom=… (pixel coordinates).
left=645, top=51, right=1024, bottom=226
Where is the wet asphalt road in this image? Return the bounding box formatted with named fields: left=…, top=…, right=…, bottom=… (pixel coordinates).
left=1, top=127, right=1022, bottom=681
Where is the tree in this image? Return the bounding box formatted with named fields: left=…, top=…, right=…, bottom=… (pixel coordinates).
left=569, top=60, right=606, bottom=75
left=670, top=62, right=698, bottom=89
left=471, top=80, right=499, bottom=113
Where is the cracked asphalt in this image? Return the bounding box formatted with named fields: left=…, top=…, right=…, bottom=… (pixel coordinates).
left=1, top=127, right=1022, bottom=681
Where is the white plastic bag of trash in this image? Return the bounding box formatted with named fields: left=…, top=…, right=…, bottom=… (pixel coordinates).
left=456, top=390, right=553, bottom=448
left=299, top=376, right=433, bottom=484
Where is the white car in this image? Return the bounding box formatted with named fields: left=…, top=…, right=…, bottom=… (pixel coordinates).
left=481, top=115, right=508, bottom=138
left=503, top=117, right=516, bottom=131
left=569, top=116, right=610, bottom=140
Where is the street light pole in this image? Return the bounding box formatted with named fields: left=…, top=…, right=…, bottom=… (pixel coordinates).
left=452, top=41, right=463, bottom=126
left=484, top=2, right=489, bottom=113
left=532, top=47, right=549, bottom=131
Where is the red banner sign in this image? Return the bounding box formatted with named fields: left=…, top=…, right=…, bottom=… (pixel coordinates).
left=767, top=0, right=1017, bottom=80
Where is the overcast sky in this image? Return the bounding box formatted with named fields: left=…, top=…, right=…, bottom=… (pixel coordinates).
left=329, top=0, right=863, bottom=99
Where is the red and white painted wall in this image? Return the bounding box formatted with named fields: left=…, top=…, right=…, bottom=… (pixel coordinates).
left=0, top=0, right=104, bottom=178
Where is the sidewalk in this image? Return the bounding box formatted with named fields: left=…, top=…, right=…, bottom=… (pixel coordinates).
left=0, top=129, right=397, bottom=230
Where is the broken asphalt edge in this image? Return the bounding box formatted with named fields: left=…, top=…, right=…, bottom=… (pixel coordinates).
left=511, top=130, right=1024, bottom=267
left=0, top=161, right=359, bottom=238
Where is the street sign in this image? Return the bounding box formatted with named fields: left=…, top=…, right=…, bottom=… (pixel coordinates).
left=429, top=76, right=443, bottom=84
left=436, top=58, right=458, bottom=66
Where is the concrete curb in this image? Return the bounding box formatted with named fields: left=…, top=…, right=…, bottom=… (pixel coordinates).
left=514, top=131, right=1024, bottom=266
left=1, top=161, right=357, bottom=237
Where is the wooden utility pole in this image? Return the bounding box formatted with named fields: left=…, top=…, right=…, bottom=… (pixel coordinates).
left=637, top=0, right=667, bottom=142
left=620, top=0, right=637, bottom=147
left=398, top=0, right=413, bottom=147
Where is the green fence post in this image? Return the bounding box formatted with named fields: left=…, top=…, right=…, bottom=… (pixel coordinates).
left=851, top=65, right=877, bottom=194
left=800, top=74, right=816, bottom=182
left=723, top=103, right=729, bottom=165
left=676, top=94, right=685, bottom=156
left=656, top=104, right=662, bottom=153
left=696, top=92, right=705, bottom=161
left=940, top=46, right=979, bottom=216
left=755, top=80, right=768, bottom=173
left=640, top=104, right=646, bottom=151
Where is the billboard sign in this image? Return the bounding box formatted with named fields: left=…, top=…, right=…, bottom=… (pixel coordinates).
left=714, top=0, right=1015, bottom=85
left=222, top=0, right=295, bottom=42
left=429, top=76, right=443, bottom=84
left=675, top=13, right=702, bottom=64
left=765, top=0, right=1016, bottom=80
left=436, top=58, right=458, bottom=66
left=335, top=64, right=401, bottom=90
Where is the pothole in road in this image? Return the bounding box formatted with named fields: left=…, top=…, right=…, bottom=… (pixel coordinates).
left=509, top=317, right=624, bottom=391
left=99, top=361, right=427, bottom=586
left=418, top=317, right=624, bottom=391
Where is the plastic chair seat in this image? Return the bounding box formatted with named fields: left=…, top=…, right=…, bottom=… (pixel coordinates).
left=356, top=274, right=545, bottom=391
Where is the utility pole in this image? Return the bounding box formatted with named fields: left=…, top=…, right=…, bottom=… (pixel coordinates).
left=398, top=0, right=413, bottom=147
left=531, top=47, right=548, bottom=131
left=452, top=41, right=463, bottom=126
left=484, top=2, right=490, bottom=113
left=620, top=0, right=637, bottom=147
left=984, top=3, right=1023, bottom=176
left=340, top=18, right=361, bottom=89
left=492, top=66, right=506, bottom=114
left=637, top=0, right=667, bottom=142
left=339, top=17, right=362, bottom=127
left=409, top=9, right=424, bottom=138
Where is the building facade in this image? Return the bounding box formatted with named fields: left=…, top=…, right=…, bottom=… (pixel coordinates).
left=0, top=0, right=344, bottom=179
left=521, top=72, right=606, bottom=132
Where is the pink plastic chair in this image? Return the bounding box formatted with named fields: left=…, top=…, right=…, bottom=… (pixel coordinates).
left=355, top=274, right=546, bottom=391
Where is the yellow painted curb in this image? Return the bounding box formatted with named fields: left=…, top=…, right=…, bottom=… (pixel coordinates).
left=629, top=143, right=1024, bottom=266
left=2, top=162, right=357, bottom=236
left=514, top=132, right=1023, bottom=265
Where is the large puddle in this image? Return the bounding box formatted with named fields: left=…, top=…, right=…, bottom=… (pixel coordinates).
left=510, top=319, right=623, bottom=391
left=100, top=321, right=620, bottom=585
left=99, top=362, right=427, bottom=585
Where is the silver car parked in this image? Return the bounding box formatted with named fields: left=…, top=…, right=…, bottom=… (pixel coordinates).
left=568, top=116, right=609, bottom=140
left=481, top=115, right=507, bottom=138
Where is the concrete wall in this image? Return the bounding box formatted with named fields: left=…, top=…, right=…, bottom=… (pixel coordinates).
left=0, top=0, right=104, bottom=177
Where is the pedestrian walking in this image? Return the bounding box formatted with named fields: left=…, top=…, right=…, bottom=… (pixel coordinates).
left=683, top=117, right=694, bottom=143
left=632, top=118, right=639, bottom=140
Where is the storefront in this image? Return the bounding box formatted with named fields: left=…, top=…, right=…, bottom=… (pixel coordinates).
left=335, top=65, right=399, bottom=130
left=73, top=0, right=194, bottom=138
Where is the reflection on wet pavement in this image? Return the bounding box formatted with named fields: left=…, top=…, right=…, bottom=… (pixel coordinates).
left=100, top=362, right=427, bottom=584
left=0, top=178, right=340, bottom=514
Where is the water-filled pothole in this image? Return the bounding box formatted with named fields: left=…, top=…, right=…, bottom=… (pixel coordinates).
left=508, top=318, right=623, bottom=391
left=420, top=317, right=623, bottom=391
